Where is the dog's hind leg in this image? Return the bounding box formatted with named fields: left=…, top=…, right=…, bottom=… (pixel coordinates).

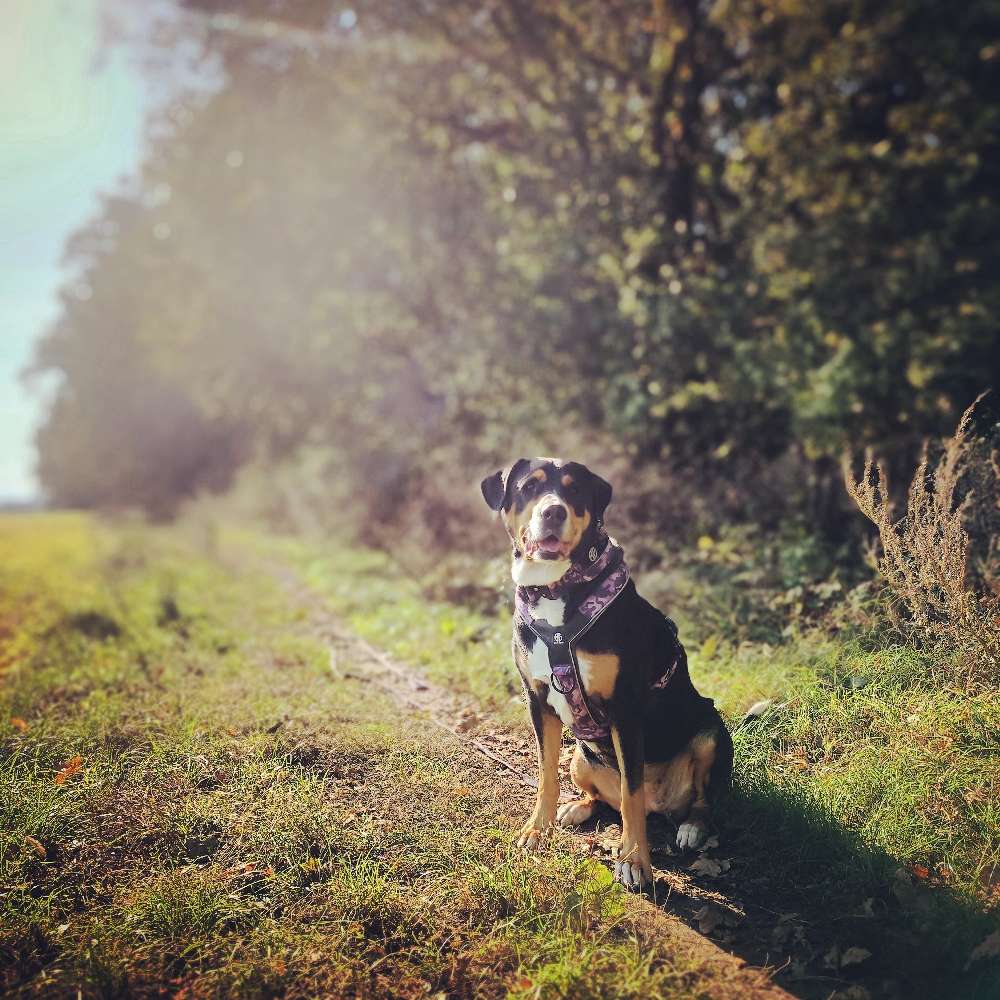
left=675, top=731, right=719, bottom=850
left=557, top=745, right=606, bottom=827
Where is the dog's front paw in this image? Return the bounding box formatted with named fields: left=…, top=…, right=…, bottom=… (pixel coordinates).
left=516, top=820, right=551, bottom=851
left=614, top=842, right=652, bottom=891
left=557, top=798, right=597, bottom=828
left=676, top=820, right=707, bottom=851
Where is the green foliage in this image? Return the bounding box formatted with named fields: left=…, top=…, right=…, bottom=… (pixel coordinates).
left=26, top=0, right=1000, bottom=551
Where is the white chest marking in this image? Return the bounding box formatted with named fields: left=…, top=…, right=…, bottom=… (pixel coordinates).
left=528, top=640, right=574, bottom=727
left=525, top=596, right=574, bottom=727
left=533, top=596, right=565, bottom=626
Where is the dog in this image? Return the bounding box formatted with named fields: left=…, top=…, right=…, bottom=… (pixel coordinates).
left=481, top=457, right=732, bottom=890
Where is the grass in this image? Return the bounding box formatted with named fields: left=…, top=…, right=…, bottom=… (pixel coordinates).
left=248, top=527, right=1000, bottom=999
left=2, top=513, right=781, bottom=999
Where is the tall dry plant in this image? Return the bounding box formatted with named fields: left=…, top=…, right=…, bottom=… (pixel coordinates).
left=844, top=396, right=999, bottom=683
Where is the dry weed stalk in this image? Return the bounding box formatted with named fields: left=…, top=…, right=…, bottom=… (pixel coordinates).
left=844, top=397, right=999, bottom=683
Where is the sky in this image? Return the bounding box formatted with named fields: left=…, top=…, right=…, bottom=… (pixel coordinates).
left=0, top=0, right=146, bottom=502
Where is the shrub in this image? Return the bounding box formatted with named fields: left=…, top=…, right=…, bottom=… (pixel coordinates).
left=844, top=397, right=999, bottom=684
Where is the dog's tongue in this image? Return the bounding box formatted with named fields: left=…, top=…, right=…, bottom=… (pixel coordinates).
left=537, top=536, right=562, bottom=553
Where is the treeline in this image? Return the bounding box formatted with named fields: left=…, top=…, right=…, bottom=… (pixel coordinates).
left=31, top=0, right=1000, bottom=556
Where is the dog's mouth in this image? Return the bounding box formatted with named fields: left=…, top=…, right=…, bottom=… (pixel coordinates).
left=525, top=533, right=566, bottom=560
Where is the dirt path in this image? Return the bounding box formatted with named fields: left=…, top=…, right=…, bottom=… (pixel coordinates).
left=276, top=565, right=796, bottom=1000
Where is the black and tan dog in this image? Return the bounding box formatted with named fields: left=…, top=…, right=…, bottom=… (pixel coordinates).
left=481, top=457, right=732, bottom=890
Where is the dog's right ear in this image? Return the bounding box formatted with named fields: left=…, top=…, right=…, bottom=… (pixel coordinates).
left=481, top=459, right=528, bottom=511
left=481, top=471, right=506, bottom=511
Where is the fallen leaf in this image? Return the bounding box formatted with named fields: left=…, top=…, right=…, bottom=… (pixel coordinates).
left=24, top=836, right=46, bottom=858
left=10, top=717, right=29, bottom=733
left=965, top=930, right=1000, bottom=969
left=692, top=903, right=741, bottom=935
left=910, top=863, right=930, bottom=880
left=689, top=857, right=731, bottom=877
left=455, top=713, right=480, bottom=733
left=54, top=755, right=83, bottom=785
left=840, top=946, right=872, bottom=967
left=452, top=786, right=471, bottom=797
left=698, top=835, right=720, bottom=853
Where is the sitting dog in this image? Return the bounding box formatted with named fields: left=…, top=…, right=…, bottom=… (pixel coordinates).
left=481, top=457, right=732, bottom=890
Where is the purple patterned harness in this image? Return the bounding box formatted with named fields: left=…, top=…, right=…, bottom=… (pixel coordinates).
left=515, top=536, right=678, bottom=741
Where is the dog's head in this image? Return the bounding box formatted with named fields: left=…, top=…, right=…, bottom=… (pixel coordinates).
left=480, top=458, right=612, bottom=586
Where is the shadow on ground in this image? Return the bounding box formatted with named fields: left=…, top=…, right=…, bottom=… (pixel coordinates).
left=575, top=784, right=998, bottom=1000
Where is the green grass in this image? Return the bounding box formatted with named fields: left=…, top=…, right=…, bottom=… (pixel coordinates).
left=2, top=513, right=777, bottom=999
left=250, top=528, right=1000, bottom=999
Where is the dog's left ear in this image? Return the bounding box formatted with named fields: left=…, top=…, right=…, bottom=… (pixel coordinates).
left=481, top=458, right=528, bottom=511
left=591, top=471, right=613, bottom=522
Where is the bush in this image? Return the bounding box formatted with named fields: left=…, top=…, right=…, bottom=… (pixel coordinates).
left=844, top=397, right=1000, bottom=684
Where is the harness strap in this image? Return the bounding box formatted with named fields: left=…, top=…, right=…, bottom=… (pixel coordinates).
left=526, top=618, right=610, bottom=741
left=515, top=540, right=682, bottom=741
left=516, top=543, right=626, bottom=741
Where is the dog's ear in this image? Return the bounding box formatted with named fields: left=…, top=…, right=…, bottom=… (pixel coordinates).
left=481, top=459, right=529, bottom=511
left=591, top=471, right=613, bottom=522
left=481, top=471, right=506, bottom=511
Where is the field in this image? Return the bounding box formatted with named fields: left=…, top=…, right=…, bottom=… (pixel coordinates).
left=1, top=513, right=998, bottom=999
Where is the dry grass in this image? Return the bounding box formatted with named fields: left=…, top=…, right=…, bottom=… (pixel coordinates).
left=844, top=397, right=1000, bottom=684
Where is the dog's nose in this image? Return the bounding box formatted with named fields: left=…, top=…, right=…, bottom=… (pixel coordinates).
left=542, top=505, right=567, bottom=526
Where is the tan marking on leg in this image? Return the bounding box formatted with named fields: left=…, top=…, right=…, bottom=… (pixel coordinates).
left=576, top=651, right=619, bottom=700
left=643, top=752, right=695, bottom=818
left=566, top=744, right=612, bottom=825
left=517, top=711, right=563, bottom=850
left=676, top=731, right=718, bottom=850
left=611, top=727, right=651, bottom=889
left=573, top=745, right=622, bottom=808
left=569, top=744, right=598, bottom=796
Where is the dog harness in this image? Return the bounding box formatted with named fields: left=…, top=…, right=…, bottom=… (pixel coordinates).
left=515, top=535, right=678, bottom=741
